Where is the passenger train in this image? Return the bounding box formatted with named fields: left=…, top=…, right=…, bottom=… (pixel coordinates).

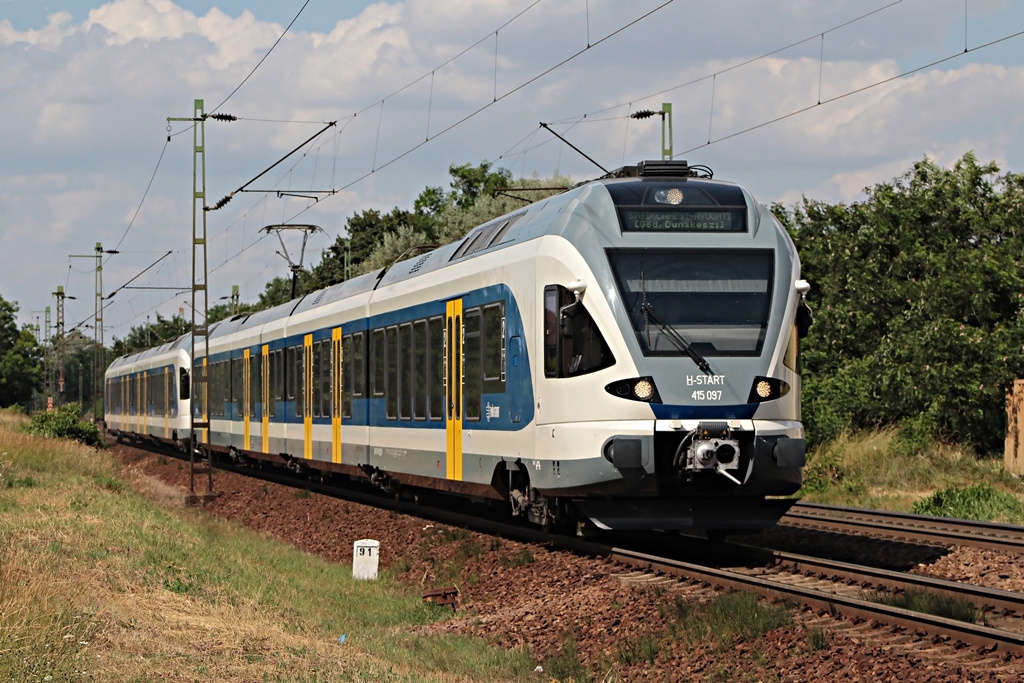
left=105, top=160, right=811, bottom=534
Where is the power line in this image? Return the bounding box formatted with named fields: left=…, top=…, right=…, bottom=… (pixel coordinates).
left=211, top=0, right=311, bottom=114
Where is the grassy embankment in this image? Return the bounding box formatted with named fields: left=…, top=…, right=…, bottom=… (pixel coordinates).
left=801, top=427, right=1024, bottom=522
left=0, top=409, right=536, bottom=682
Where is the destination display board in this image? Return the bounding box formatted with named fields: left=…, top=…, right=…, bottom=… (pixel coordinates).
left=618, top=208, right=746, bottom=233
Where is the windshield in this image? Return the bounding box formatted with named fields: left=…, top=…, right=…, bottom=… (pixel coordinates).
left=607, top=249, right=773, bottom=357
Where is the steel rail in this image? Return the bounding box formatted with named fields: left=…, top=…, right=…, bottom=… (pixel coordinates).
left=610, top=547, right=1024, bottom=655
left=741, top=545, right=1024, bottom=619
left=783, top=501, right=1024, bottom=553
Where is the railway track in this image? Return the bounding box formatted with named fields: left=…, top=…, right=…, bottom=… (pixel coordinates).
left=781, top=501, right=1024, bottom=553
left=117, top=439, right=1024, bottom=662
left=609, top=545, right=1024, bottom=659
left=223, top=456, right=1024, bottom=658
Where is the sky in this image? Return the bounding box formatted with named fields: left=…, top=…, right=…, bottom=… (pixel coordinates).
left=2, top=0, right=1023, bottom=342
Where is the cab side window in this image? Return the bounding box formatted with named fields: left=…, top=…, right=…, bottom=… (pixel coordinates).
left=543, top=285, right=615, bottom=378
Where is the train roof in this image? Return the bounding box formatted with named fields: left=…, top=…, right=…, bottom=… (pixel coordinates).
left=374, top=160, right=751, bottom=290
left=125, top=160, right=756, bottom=351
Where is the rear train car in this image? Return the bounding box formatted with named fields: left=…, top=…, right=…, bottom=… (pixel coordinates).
left=105, top=335, right=192, bottom=448
left=106, top=160, right=810, bottom=534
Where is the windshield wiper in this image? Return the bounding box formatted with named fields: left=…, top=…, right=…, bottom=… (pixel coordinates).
left=637, top=254, right=712, bottom=374
left=642, top=302, right=713, bottom=375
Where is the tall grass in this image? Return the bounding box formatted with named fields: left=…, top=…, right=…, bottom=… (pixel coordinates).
left=0, top=417, right=536, bottom=682
left=799, top=427, right=1024, bottom=514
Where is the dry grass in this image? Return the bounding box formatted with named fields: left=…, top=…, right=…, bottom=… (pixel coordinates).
left=801, top=427, right=1024, bottom=511
left=0, top=419, right=532, bottom=683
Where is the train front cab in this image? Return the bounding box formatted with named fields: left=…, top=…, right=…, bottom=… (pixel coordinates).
left=523, top=166, right=810, bottom=534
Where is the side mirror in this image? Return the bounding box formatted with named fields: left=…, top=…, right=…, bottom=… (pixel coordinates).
left=796, top=302, right=812, bottom=339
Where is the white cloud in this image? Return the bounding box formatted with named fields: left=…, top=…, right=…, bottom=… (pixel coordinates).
left=2, top=0, right=1024, bottom=333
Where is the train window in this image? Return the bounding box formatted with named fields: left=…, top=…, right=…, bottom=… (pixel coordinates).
left=321, top=340, right=332, bottom=420
left=371, top=329, right=385, bottom=397
left=464, top=308, right=482, bottom=421
left=219, top=360, right=229, bottom=417
left=249, top=352, right=260, bottom=419
left=483, top=303, right=505, bottom=389
left=544, top=287, right=559, bottom=377
left=342, top=334, right=353, bottom=418
left=293, top=344, right=304, bottom=420
left=352, top=332, right=365, bottom=398
left=607, top=249, right=773, bottom=357
left=231, top=356, right=243, bottom=413
left=386, top=325, right=398, bottom=420
left=285, top=347, right=296, bottom=401
left=269, top=350, right=278, bottom=418
left=413, top=320, right=427, bottom=420
left=543, top=285, right=615, bottom=378
left=192, top=360, right=205, bottom=417
left=428, top=316, right=444, bottom=421
left=313, top=341, right=324, bottom=418
left=179, top=367, right=190, bottom=401
left=399, top=323, right=412, bottom=420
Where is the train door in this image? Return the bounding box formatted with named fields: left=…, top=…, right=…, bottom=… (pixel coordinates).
left=303, top=334, right=313, bottom=460
left=243, top=348, right=251, bottom=450
left=332, top=327, right=342, bottom=464
left=445, top=299, right=464, bottom=481
left=261, top=344, right=270, bottom=454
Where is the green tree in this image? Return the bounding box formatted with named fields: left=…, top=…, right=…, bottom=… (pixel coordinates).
left=780, top=152, right=1024, bottom=454
left=309, top=161, right=521, bottom=290
left=0, top=295, right=43, bottom=407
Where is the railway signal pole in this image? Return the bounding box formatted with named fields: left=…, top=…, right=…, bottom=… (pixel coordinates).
left=168, top=98, right=235, bottom=501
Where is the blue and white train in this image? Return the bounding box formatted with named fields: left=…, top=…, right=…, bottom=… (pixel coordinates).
left=105, top=160, right=810, bottom=533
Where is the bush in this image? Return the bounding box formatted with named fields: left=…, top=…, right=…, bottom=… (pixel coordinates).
left=26, top=404, right=104, bottom=448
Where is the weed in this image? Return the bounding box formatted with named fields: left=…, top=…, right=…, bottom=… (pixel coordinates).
left=665, top=592, right=792, bottom=649
left=93, top=474, right=126, bottom=492
left=616, top=634, right=660, bottom=666
left=871, top=589, right=978, bottom=623
left=544, top=632, right=591, bottom=682
left=807, top=626, right=830, bottom=652
left=499, top=547, right=535, bottom=569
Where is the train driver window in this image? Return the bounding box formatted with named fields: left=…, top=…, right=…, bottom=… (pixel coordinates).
left=543, top=285, right=615, bottom=378
left=179, top=367, right=190, bottom=401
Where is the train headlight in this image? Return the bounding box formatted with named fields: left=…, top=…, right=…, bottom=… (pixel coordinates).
left=755, top=380, right=772, bottom=399
left=605, top=377, right=662, bottom=404
left=653, top=187, right=684, bottom=205
left=747, top=376, right=790, bottom=403
left=633, top=380, right=654, bottom=400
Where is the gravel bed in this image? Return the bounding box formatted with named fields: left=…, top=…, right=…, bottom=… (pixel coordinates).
left=111, top=444, right=1024, bottom=681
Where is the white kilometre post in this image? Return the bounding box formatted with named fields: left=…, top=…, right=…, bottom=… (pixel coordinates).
left=352, top=539, right=380, bottom=580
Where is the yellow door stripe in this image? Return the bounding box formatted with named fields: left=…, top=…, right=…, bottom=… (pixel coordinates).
left=332, top=327, right=343, bottom=464
left=243, top=348, right=251, bottom=450
left=164, top=366, right=170, bottom=438
left=304, top=334, right=313, bottom=460
left=261, top=344, right=270, bottom=454
left=445, top=299, right=463, bottom=482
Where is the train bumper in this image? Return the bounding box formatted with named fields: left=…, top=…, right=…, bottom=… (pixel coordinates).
left=572, top=496, right=798, bottom=531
